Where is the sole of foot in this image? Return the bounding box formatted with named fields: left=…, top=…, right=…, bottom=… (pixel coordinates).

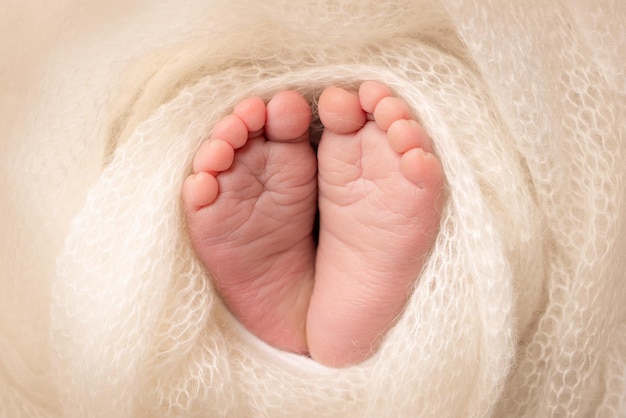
left=307, top=81, right=444, bottom=367
left=181, top=90, right=318, bottom=354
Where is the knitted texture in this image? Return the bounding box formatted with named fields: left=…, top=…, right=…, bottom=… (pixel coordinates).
left=1, top=0, right=624, bottom=416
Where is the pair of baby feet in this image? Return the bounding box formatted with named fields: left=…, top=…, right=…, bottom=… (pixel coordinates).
left=181, top=81, right=443, bottom=368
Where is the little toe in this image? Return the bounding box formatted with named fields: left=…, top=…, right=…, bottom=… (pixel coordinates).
left=400, top=148, right=443, bottom=189
left=318, top=86, right=366, bottom=134
left=192, top=138, right=235, bottom=174
left=388, top=119, right=433, bottom=154
left=358, top=81, right=393, bottom=113
left=182, top=172, right=219, bottom=208
left=265, top=90, right=312, bottom=142
left=373, top=97, right=412, bottom=131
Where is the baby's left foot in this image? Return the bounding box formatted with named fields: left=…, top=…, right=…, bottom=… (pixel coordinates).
left=308, top=81, right=444, bottom=367
left=181, top=91, right=317, bottom=354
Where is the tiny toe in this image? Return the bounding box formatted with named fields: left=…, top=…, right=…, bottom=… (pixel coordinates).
left=358, top=81, right=393, bottom=113
left=212, top=114, right=249, bottom=149
left=233, top=96, right=266, bottom=134
left=318, top=86, right=366, bottom=134
left=192, top=139, right=235, bottom=174
left=400, top=148, right=443, bottom=188
left=182, top=172, right=219, bottom=208
left=388, top=119, right=433, bottom=154
left=373, top=97, right=412, bottom=131
left=265, top=90, right=311, bottom=142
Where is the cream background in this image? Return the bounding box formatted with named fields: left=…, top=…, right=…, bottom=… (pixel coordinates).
left=1, top=1, right=625, bottom=416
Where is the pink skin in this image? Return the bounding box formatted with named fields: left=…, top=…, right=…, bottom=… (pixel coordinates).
left=182, top=91, right=316, bottom=354
left=181, top=82, right=443, bottom=367
left=308, top=82, right=443, bottom=366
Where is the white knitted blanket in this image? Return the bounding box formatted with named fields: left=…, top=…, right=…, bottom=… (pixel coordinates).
left=1, top=0, right=625, bottom=416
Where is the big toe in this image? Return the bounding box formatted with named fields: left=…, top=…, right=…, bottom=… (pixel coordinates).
left=318, top=86, right=367, bottom=134
left=265, top=90, right=312, bottom=142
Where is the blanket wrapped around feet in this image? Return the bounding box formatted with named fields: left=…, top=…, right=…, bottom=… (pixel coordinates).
left=1, top=0, right=625, bottom=416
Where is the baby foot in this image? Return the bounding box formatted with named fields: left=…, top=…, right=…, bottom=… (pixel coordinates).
left=181, top=91, right=317, bottom=354
left=308, top=81, right=444, bottom=367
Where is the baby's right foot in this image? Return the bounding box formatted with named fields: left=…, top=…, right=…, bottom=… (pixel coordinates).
left=308, top=81, right=444, bottom=367
left=181, top=91, right=317, bottom=354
